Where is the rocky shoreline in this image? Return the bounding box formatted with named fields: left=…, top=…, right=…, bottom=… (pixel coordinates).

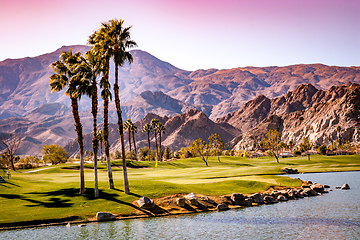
left=0, top=181, right=351, bottom=231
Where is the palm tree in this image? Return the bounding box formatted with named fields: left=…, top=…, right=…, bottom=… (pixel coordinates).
left=154, top=122, right=165, bottom=161
left=49, top=50, right=86, bottom=194
left=336, top=125, right=342, bottom=155
left=96, top=130, right=104, bottom=161
left=130, top=121, right=138, bottom=159
left=88, top=26, right=115, bottom=190
left=74, top=51, right=102, bottom=198
left=151, top=119, right=159, bottom=161
left=124, top=119, right=133, bottom=161
left=142, top=123, right=152, bottom=161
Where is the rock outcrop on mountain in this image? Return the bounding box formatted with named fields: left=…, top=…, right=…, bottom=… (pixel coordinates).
left=217, top=82, right=359, bottom=135
left=231, top=84, right=360, bottom=150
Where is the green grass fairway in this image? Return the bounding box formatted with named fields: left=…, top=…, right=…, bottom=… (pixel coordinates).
left=1, top=154, right=359, bottom=227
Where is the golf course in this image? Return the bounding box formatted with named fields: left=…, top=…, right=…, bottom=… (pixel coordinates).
left=1, top=154, right=360, bottom=229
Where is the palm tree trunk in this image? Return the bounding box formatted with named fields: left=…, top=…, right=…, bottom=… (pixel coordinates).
left=104, top=60, right=114, bottom=190
left=147, top=131, right=151, bottom=161
left=114, top=51, right=129, bottom=194
left=132, top=130, right=137, bottom=160
left=128, top=130, right=132, bottom=161
left=91, top=82, right=99, bottom=198
left=159, top=132, right=162, bottom=162
left=154, top=132, right=158, bottom=162
left=71, top=96, right=85, bottom=194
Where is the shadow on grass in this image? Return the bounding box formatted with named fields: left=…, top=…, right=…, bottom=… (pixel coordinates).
left=0, top=181, right=20, bottom=187
left=0, top=193, right=72, bottom=208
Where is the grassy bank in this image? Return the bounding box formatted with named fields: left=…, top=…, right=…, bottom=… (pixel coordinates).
left=1, top=154, right=359, bottom=228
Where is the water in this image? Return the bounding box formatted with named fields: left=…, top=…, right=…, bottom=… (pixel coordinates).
left=1, top=171, right=359, bottom=239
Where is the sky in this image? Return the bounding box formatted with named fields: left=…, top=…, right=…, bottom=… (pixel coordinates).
left=0, top=0, right=359, bottom=71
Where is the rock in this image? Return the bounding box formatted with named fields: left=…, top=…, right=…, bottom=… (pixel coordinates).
left=264, top=195, right=278, bottom=204
left=277, top=195, right=288, bottom=201
left=301, top=184, right=311, bottom=189
left=341, top=183, right=350, bottom=190
left=201, top=196, right=215, bottom=204
left=281, top=168, right=299, bottom=174
left=231, top=193, right=246, bottom=205
left=271, top=191, right=281, bottom=198
left=249, top=193, right=264, bottom=204
left=303, top=188, right=317, bottom=196
left=185, top=193, right=198, bottom=206
left=323, top=190, right=329, bottom=194
left=311, top=184, right=324, bottom=193
left=335, top=186, right=341, bottom=189
left=324, top=184, right=330, bottom=188
left=78, top=224, right=86, bottom=227
left=244, top=198, right=253, bottom=207
left=217, top=202, right=230, bottom=211
left=176, top=198, right=186, bottom=207
left=96, top=212, right=116, bottom=221
left=137, top=197, right=155, bottom=209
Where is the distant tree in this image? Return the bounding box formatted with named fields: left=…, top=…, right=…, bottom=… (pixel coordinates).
left=336, top=125, right=342, bottom=145
left=151, top=118, right=160, bottom=161
left=0, top=133, right=22, bottom=170
left=142, top=123, right=152, bottom=161
left=42, top=144, right=69, bottom=165
left=114, top=150, right=122, bottom=159
left=317, top=145, right=327, bottom=155
left=278, top=142, right=287, bottom=153
left=124, top=119, right=133, bottom=161
left=154, top=122, right=165, bottom=161
left=288, top=140, right=294, bottom=151
left=299, top=138, right=313, bottom=161
left=208, top=133, right=224, bottom=162
left=189, top=139, right=210, bottom=167
left=130, top=120, right=138, bottom=158
left=263, top=129, right=281, bottom=163
left=164, top=147, right=171, bottom=160
left=96, top=130, right=104, bottom=157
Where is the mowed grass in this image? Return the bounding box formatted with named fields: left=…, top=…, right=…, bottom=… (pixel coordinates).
left=0, top=154, right=359, bottom=227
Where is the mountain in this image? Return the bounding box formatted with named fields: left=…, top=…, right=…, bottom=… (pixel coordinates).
left=65, top=109, right=241, bottom=155
left=1, top=45, right=360, bottom=121
left=228, top=84, right=360, bottom=150
left=217, top=82, right=358, bottom=135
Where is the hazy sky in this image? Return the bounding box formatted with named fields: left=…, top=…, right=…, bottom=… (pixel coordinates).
left=1, top=0, right=359, bottom=70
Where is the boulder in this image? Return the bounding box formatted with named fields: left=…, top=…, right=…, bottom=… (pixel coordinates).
left=185, top=193, right=198, bottom=206
left=244, top=198, right=253, bottom=207
left=341, top=183, right=350, bottom=190
left=217, top=202, right=230, bottom=211
left=231, top=193, right=246, bottom=205
left=137, top=197, right=155, bottom=209
left=96, top=212, right=116, bottom=221
left=324, top=184, right=330, bottom=188
left=264, top=195, right=278, bottom=204
left=301, top=184, right=311, bottom=189
left=303, top=188, right=317, bottom=196
left=277, top=195, right=288, bottom=201
left=176, top=198, right=186, bottom=207
left=249, top=193, right=264, bottom=204
left=201, top=196, right=215, bottom=204
left=311, top=184, right=324, bottom=193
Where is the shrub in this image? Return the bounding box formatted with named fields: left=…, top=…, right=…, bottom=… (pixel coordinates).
left=317, top=145, right=327, bottom=155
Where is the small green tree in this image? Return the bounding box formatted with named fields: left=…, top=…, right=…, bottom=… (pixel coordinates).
left=164, top=147, right=171, bottom=160
left=42, top=144, right=69, bottom=165
left=299, top=138, right=313, bottom=161
left=208, top=133, right=224, bottom=162
left=189, top=139, right=209, bottom=166
left=114, top=150, right=122, bottom=159
left=263, top=129, right=281, bottom=163
left=317, top=145, right=327, bottom=155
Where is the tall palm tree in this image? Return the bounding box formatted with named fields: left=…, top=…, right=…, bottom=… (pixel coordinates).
left=49, top=50, right=86, bottom=194
left=88, top=26, right=115, bottom=189
left=91, top=19, right=136, bottom=194
left=130, top=121, right=138, bottom=159
left=74, top=51, right=102, bottom=198
left=154, top=122, right=165, bottom=161
left=142, top=123, right=152, bottom=161
left=124, top=119, right=133, bottom=161
left=150, top=119, right=159, bottom=161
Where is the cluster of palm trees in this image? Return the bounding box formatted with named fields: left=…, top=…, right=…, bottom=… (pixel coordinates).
left=124, top=119, right=137, bottom=160
left=142, top=119, right=165, bottom=162
left=49, top=19, right=136, bottom=197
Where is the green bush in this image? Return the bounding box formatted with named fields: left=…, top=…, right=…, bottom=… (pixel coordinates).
left=317, top=145, right=327, bottom=155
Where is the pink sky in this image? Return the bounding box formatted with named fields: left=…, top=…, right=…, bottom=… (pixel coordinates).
left=0, top=0, right=359, bottom=70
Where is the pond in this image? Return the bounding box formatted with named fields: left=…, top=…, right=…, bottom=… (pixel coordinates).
left=1, top=171, right=359, bottom=239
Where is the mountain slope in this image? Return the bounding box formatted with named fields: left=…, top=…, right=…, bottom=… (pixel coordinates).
left=231, top=85, right=360, bottom=150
